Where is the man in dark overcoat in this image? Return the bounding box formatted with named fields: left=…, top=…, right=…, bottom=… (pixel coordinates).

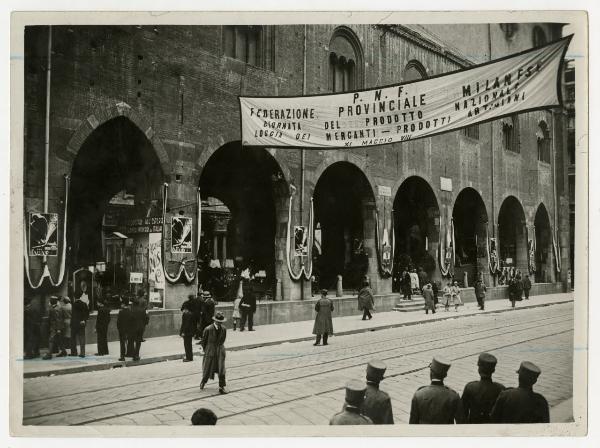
left=199, top=290, right=216, bottom=334
left=523, top=274, right=532, bottom=299
left=94, top=300, right=111, bottom=356
left=461, top=353, right=505, bottom=423
left=180, top=300, right=196, bottom=362
left=330, top=381, right=373, bottom=425
left=361, top=360, right=394, bottom=424
left=117, top=297, right=132, bottom=362
left=313, top=289, right=334, bottom=346
left=409, top=357, right=464, bottom=424
left=70, top=293, right=90, bottom=357
left=474, top=278, right=487, bottom=310
left=43, top=296, right=66, bottom=359
left=357, top=280, right=375, bottom=320
left=422, top=282, right=436, bottom=314
left=128, top=297, right=147, bottom=361
left=200, top=312, right=228, bottom=394
left=239, top=277, right=256, bottom=331
left=490, top=361, right=549, bottom=423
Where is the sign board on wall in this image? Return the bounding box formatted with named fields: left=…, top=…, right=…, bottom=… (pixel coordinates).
left=240, top=37, right=570, bottom=149
left=171, top=216, right=193, bottom=254
left=378, top=185, right=392, bottom=197
left=440, top=177, right=453, bottom=192
left=130, top=272, right=143, bottom=284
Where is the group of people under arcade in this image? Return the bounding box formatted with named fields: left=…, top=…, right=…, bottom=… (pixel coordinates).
left=25, top=288, right=150, bottom=362
left=330, top=354, right=549, bottom=425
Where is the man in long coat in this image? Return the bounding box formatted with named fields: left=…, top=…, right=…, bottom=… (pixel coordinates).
left=474, top=278, right=487, bottom=310
left=239, top=277, right=256, bottom=331
left=200, top=311, right=228, bottom=394
left=117, top=297, right=132, bottom=362
left=422, top=282, right=436, bottom=314
left=361, top=360, right=394, bottom=424
left=357, top=280, right=375, bottom=320
left=409, top=357, right=464, bottom=424
left=313, top=289, right=334, bottom=346
left=330, top=381, right=373, bottom=425
left=94, top=300, right=111, bottom=356
left=461, top=353, right=505, bottom=423
left=199, top=291, right=216, bottom=334
left=43, top=296, right=66, bottom=359
left=180, top=301, right=196, bottom=362
left=490, top=361, right=549, bottom=423
left=70, top=293, right=90, bottom=357
left=128, top=297, right=147, bottom=361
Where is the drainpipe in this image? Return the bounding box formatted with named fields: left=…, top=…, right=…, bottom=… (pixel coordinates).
left=299, top=25, right=308, bottom=300
left=488, top=24, right=496, bottom=286
left=44, top=25, right=52, bottom=214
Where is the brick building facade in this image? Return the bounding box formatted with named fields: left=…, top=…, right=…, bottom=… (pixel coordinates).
left=23, top=23, right=571, bottom=312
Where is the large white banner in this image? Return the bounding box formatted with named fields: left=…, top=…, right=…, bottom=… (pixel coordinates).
left=240, top=37, right=570, bottom=149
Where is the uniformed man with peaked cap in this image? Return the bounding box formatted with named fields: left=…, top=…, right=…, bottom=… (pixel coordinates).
left=490, top=361, right=549, bottom=423
left=409, top=356, right=464, bottom=424
left=330, top=380, right=373, bottom=425
left=361, top=360, right=394, bottom=424
left=461, top=353, right=506, bottom=423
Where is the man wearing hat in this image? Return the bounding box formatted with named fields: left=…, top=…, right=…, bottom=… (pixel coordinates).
left=330, top=380, right=373, bottom=425
left=313, top=289, right=334, bottom=346
left=116, top=297, right=132, bottom=362
left=461, top=353, right=506, bottom=423
left=490, top=361, right=549, bottom=423
left=239, top=273, right=257, bottom=332
left=200, top=311, right=228, bottom=394
left=94, top=300, right=111, bottom=356
left=199, top=290, right=216, bottom=336
left=361, top=360, right=394, bottom=424
left=43, top=296, right=66, bottom=360
left=409, top=357, right=464, bottom=424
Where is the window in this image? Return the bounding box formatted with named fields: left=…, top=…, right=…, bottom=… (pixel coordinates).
left=330, top=53, right=355, bottom=92
left=403, top=60, right=427, bottom=82
left=223, top=25, right=262, bottom=66
left=532, top=26, right=547, bottom=48
left=502, top=116, right=520, bottom=153
left=537, top=121, right=551, bottom=163
left=462, top=125, right=479, bottom=140
left=328, top=28, right=363, bottom=93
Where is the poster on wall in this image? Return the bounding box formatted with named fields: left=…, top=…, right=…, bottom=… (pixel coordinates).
left=240, top=37, right=570, bottom=149
left=171, top=216, right=193, bottom=254
left=28, top=212, right=58, bottom=256
left=294, top=226, right=308, bottom=256
left=148, top=232, right=165, bottom=289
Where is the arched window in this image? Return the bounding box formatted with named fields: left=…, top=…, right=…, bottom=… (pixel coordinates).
left=502, top=115, right=520, bottom=153
left=223, top=25, right=262, bottom=66
left=403, top=60, right=427, bottom=82
left=329, top=28, right=363, bottom=92
left=532, top=26, right=547, bottom=48
left=537, top=120, right=551, bottom=163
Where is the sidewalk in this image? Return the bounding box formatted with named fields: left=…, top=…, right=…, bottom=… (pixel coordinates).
left=21, top=292, right=574, bottom=378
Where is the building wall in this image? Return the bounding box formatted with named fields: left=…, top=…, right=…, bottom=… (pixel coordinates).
left=23, top=23, right=570, bottom=309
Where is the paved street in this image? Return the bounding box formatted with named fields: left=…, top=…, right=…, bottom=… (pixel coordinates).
left=23, top=301, right=574, bottom=426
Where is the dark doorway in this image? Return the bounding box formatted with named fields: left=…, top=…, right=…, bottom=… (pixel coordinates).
left=534, top=203, right=554, bottom=283
left=452, top=188, right=488, bottom=285
left=198, top=142, right=285, bottom=301
left=392, top=176, right=439, bottom=291
left=497, top=196, right=527, bottom=273
left=68, top=117, right=164, bottom=305
left=313, top=162, right=374, bottom=291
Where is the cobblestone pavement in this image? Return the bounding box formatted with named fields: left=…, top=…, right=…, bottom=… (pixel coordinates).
left=23, top=302, right=574, bottom=426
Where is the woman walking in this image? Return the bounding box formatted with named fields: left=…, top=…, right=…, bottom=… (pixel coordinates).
left=313, top=289, right=334, bottom=346
left=357, top=280, right=375, bottom=320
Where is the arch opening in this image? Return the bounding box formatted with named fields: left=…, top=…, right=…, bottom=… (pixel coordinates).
left=68, top=116, right=165, bottom=309
left=198, top=142, right=288, bottom=301
left=497, top=196, right=527, bottom=276
left=452, top=188, right=489, bottom=285
left=313, top=162, right=375, bottom=291
left=392, top=176, right=440, bottom=292
left=534, top=204, right=554, bottom=283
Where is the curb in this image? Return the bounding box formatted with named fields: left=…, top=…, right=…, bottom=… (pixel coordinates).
left=23, top=298, right=573, bottom=379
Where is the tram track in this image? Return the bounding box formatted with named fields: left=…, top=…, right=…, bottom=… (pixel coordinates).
left=24, top=306, right=571, bottom=404
left=23, top=309, right=573, bottom=425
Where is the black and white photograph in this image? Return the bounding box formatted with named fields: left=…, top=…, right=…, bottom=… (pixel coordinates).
left=7, top=7, right=590, bottom=441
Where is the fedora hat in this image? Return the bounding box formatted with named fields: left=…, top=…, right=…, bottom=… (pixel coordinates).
left=212, top=312, right=226, bottom=323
